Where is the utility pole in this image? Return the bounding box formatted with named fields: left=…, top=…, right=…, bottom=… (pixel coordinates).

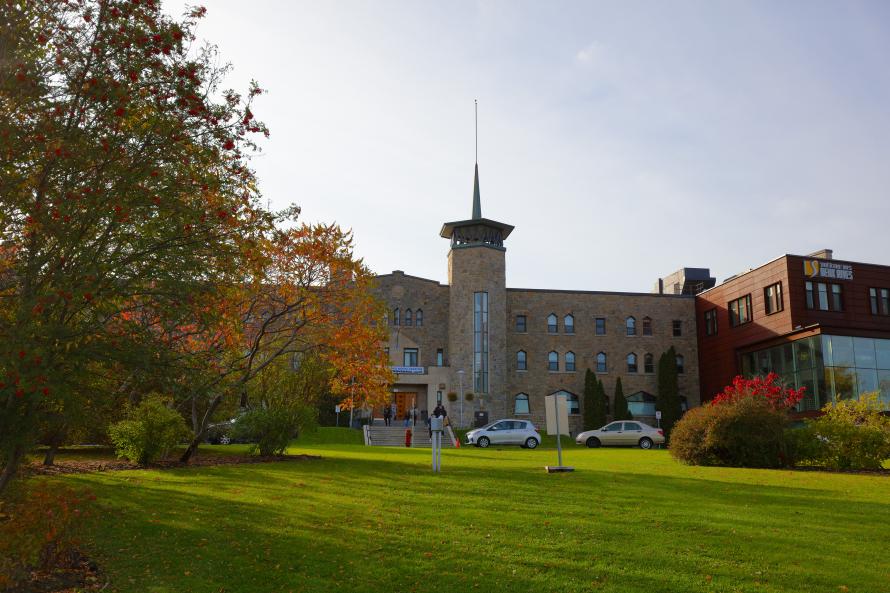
left=458, top=369, right=465, bottom=428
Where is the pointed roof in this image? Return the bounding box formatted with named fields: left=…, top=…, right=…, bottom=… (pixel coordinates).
left=472, top=162, right=481, bottom=219
left=439, top=161, right=513, bottom=245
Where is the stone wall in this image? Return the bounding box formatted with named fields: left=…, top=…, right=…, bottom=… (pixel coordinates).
left=447, top=245, right=508, bottom=422
left=373, top=272, right=450, bottom=369
left=505, top=289, right=700, bottom=433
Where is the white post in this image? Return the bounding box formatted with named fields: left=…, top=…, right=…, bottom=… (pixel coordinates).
left=430, top=414, right=443, bottom=472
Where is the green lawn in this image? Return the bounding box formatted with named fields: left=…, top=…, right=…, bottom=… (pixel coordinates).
left=60, top=428, right=889, bottom=593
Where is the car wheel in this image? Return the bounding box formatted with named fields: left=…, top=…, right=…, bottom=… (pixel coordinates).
left=477, top=436, right=490, bottom=448
left=639, top=437, right=653, bottom=450
left=220, top=435, right=231, bottom=445
left=525, top=437, right=539, bottom=449
left=586, top=437, right=601, bottom=448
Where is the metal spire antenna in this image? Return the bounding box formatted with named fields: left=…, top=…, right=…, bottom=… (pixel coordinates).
left=471, top=100, right=481, bottom=220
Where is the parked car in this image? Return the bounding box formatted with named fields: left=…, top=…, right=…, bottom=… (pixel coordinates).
left=466, top=419, right=541, bottom=449
left=205, top=418, right=254, bottom=445
left=575, top=421, right=664, bottom=449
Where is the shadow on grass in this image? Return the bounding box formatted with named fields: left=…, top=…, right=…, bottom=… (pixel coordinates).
left=60, top=447, right=890, bottom=593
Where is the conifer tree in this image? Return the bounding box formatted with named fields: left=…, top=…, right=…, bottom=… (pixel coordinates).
left=583, top=369, right=607, bottom=430
left=598, top=379, right=608, bottom=420
left=612, top=377, right=632, bottom=420
left=657, top=346, right=683, bottom=439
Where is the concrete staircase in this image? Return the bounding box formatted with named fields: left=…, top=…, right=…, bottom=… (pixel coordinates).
left=364, top=424, right=458, bottom=448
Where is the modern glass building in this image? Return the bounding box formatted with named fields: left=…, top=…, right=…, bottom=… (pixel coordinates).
left=697, top=249, right=890, bottom=414
left=740, top=335, right=890, bottom=411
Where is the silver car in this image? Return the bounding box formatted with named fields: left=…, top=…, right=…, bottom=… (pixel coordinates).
left=466, top=419, right=541, bottom=449
left=575, top=421, right=665, bottom=449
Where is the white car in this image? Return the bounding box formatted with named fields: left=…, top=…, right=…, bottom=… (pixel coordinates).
left=466, top=419, right=541, bottom=449
left=575, top=421, right=665, bottom=449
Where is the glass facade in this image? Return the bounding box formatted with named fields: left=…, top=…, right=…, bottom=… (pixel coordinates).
left=740, top=334, right=890, bottom=411
left=474, top=292, right=489, bottom=393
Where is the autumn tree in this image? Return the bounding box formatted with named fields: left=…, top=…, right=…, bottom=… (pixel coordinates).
left=171, top=222, right=393, bottom=462
left=0, top=0, right=270, bottom=492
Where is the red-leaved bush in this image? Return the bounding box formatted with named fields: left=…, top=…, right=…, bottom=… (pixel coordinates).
left=711, top=373, right=805, bottom=410
left=670, top=374, right=805, bottom=468
left=0, top=483, right=95, bottom=589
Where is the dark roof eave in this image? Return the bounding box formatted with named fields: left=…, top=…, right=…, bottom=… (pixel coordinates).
left=439, top=218, right=515, bottom=239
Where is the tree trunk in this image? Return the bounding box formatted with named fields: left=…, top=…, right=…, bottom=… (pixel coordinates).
left=179, top=394, right=223, bottom=463
left=0, top=444, right=25, bottom=495
left=43, top=444, right=58, bottom=466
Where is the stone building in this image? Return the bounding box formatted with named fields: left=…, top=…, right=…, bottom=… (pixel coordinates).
left=374, top=163, right=700, bottom=433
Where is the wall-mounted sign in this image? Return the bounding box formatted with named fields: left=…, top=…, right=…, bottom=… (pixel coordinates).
left=804, top=260, right=853, bottom=281
left=391, top=366, right=425, bottom=375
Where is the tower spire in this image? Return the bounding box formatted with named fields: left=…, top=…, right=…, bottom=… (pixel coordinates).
left=472, top=99, right=481, bottom=220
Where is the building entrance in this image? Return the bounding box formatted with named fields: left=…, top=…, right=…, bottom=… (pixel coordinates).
left=394, top=392, right=416, bottom=421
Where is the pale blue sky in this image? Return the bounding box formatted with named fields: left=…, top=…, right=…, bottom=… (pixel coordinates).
left=166, top=1, right=890, bottom=291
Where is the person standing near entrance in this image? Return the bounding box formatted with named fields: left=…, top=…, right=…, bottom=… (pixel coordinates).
left=383, top=405, right=391, bottom=427
left=411, top=405, right=419, bottom=427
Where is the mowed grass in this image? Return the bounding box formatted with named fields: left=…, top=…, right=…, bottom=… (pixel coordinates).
left=58, top=428, right=889, bottom=593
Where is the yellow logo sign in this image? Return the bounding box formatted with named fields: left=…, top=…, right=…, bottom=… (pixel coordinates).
left=804, top=259, right=853, bottom=280
left=804, top=260, right=820, bottom=278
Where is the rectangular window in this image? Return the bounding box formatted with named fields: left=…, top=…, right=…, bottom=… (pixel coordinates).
left=704, top=308, right=717, bottom=336
left=474, top=292, right=489, bottom=393
left=436, top=349, right=444, bottom=367
left=831, top=284, right=843, bottom=311
left=806, top=282, right=843, bottom=311
left=403, top=348, right=418, bottom=367
left=728, top=294, right=752, bottom=327
left=515, top=315, right=527, bottom=333
left=818, top=283, right=829, bottom=310
left=642, top=318, right=652, bottom=336
left=595, top=317, right=606, bottom=335
left=672, top=320, right=682, bottom=337
left=764, top=282, right=784, bottom=315
left=870, top=288, right=890, bottom=316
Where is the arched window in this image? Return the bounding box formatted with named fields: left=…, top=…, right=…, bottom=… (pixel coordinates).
left=554, top=390, right=579, bottom=415
left=415, top=309, right=423, bottom=327
left=642, top=316, right=652, bottom=336
left=596, top=352, right=607, bottom=373
left=514, top=393, right=530, bottom=415
left=644, top=353, right=654, bottom=373
left=517, top=350, right=527, bottom=371
left=393, top=308, right=400, bottom=326
left=547, top=313, right=558, bottom=333
left=565, top=351, right=576, bottom=372
left=626, top=352, right=638, bottom=373
left=548, top=351, right=559, bottom=371
left=405, top=308, right=413, bottom=326
left=564, top=314, right=575, bottom=334
left=626, top=316, right=636, bottom=336
left=676, top=354, right=685, bottom=374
